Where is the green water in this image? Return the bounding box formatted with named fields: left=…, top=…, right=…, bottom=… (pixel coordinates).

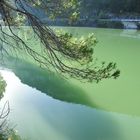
left=0, top=27, right=140, bottom=140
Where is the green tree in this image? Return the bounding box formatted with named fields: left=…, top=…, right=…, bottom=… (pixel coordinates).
left=80, top=0, right=140, bottom=18
left=0, top=75, right=22, bottom=140
left=0, top=74, right=6, bottom=98
left=0, top=0, right=120, bottom=82
left=0, top=75, right=11, bottom=140
left=0, top=75, right=7, bottom=138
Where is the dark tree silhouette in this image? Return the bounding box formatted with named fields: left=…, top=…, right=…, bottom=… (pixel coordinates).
left=0, top=0, right=120, bottom=82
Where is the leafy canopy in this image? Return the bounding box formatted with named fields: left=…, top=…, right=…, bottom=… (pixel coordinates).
left=0, top=0, right=120, bottom=82
left=0, top=74, right=6, bottom=99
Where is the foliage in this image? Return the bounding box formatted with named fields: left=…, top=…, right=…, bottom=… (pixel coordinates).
left=56, top=30, right=97, bottom=63
left=80, top=0, right=140, bottom=18
left=0, top=75, right=9, bottom=140
left=0, top=0, right=120, bottom=82
left=0, top=74, right=6, bottom=99
left=0, top=128, right=24, bottom=140
left=7, top=130, right=24, bottom=140
left=21, top=0, right=80, bottom=21
left=0, top=101, right=10, bottom=140
left=0, top=75, right=23, bottom=140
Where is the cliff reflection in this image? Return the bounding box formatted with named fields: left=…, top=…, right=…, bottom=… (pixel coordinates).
left=4, top=58, right=97, bottom=108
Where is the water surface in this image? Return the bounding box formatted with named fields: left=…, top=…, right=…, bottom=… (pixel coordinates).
left=0, top=27, right=140, bottom=140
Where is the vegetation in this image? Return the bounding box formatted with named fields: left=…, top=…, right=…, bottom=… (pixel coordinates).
left=0, top=74, right=6, bottom=98
left=80, top=0, right=140, bottom=19
left=0, top=74, right=10, bottom=139
left=0, top=0, right=120, bottom=82
left=0, top=75, right=23, bottom=140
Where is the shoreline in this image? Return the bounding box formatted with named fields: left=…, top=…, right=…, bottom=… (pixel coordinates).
left=40, top=18, right=140, bottom=30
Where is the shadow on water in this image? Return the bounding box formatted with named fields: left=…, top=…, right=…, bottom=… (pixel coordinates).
left=1, top=57, right=123, bottom=140
left=3, top=57, right=98, bottom=108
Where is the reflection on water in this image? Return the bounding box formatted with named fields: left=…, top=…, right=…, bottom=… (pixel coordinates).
left=0, top=68, right=140, bottom=140
left=2, top=57, right=98, bottom=108
left=120, top=29, right=140, bottom=38
left=0, top=27, right=140, bottom=140
left=0, top=69, right=122, bottom=140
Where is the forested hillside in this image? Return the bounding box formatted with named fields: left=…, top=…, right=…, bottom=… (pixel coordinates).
left=79, top=0, right=140, bottom=19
